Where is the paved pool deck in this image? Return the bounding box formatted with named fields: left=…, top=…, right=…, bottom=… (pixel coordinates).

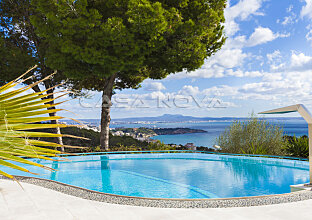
left=1, top=179, right=312, bottom=220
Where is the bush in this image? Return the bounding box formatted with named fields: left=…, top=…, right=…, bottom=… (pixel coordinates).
left=196, top=146, right=216, bottom=152
left=109, top=144, right=143, bottom=152
left=145, top=140, right=175, bottom=151
left=108, top=141, right=174, bottom=152
left=283, top=135, right=309, bottom=158
left=217, top=115, right=285, bottom=155
left=109, top=134, right=149, bottom=148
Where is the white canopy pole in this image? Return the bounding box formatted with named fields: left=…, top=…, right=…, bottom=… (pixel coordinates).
left=259, top=104, right=312, bottom=185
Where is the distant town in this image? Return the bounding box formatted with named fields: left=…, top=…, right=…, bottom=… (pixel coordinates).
left=68, top=123, right=207, bottom=142
left=110, top=127, right=207, bottom=141
left=60, top=120, right=215, bottom=150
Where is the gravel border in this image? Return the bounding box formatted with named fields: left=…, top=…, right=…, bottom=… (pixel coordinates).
left=1, top=175, right=312, bottom=208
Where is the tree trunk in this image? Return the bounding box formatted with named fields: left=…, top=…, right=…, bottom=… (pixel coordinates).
left=32, top=84, right=64, bottom=151
left=100, top=74, right=116, bottom=151
left=40, top=81, right=65, bottom=152
left=49, top=110, right=64, bottom=152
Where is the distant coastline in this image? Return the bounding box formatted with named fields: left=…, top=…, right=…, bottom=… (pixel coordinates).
left=61, top=115, right=304, bottom=128
left=153, top=128, right=207, bottom=135
left=110, top=127, right=207, bottom=142
left=58, top=117, right=308, bottom=149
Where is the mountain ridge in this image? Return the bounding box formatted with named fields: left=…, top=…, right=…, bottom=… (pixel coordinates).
left=61, top=114, right=303, bottom=125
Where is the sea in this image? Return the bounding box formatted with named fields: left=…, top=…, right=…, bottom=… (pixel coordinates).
left=74, top=117, right=309, bottom=148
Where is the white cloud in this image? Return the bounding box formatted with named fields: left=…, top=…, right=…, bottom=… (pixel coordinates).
left=280, top=52, right=312, bottom=72
left=240, top=81, right=295, bottom=95
left=207, top=48, right=247, bottom=69
left=178, top=85, right=200, bottom=95
left=143, top=82, right=166, bottom=91
left=229, top=27, right=289, bottom=48
left=226, top=69, right=263, bottom=77
left=228, top=35, right=247, bottom=48
left=167, top=45, right=248, bottom=79
left=168, top=26, right=288, bottom=80
left=224, top=20, right=240, bottom=37
left=203, top=85, right=238, bottom=97
left=224, top=0, right=265, bottom=36
left=301, top=0, right=312, bottom=20
left=267, top=50, right=281, bottom=63
left=290, top=53, right=312, bottom=67
left=167, top=43, right=266, bottom=79
left=246, top=27, right=288, bottom=47
left=238, top=93, right=277, bottom=101
left=306, top=29, right=312, bottom=46
left=287, top=5, right=294, bottom=13
left=281, top=16, right=295, bottom=25
left=185, top=52, right=312, bottom=103
left=266, top=50, right=286, bottom=70
left=141, top=91, right=170, bottom=100
left=231, top=56, right=312, bottom=102
left=262, top=72, right=283, bottom=81
left=225, top=0, right=264, bottom=21
left=279, top=4, right=297, bottom=26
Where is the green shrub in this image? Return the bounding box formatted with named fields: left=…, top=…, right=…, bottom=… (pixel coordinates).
left=217, top=115, right=285, bottom=155
left=240, top=143, right=269, bottom=155
left=146, top=140, right=175, bottom=151
left=94, top=146, right=102, bottom=152
left=109, top=144, right=143, bottom=152
left=283, top=135, right=309, bottom=158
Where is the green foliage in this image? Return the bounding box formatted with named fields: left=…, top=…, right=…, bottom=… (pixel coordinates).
left=63, top=127, right=100, bottom=147
left=0, top=0, right=85, bottom=97
left=196, top=146, right=216, bottom=152
left=283, top=135, right=309, bottom=158
left=145, top=140, right=175, bottom=151
left=217, top=115, right=285, bottom=155
left=0, top=0, right=35, bottom=76
left=94, top=146, right=102, bottom=152
left=109, top=144, right=144, bottom=152
left=30, top=0, right=227, bottom=90
left=29, top=0, right=227, bottom=149
left=0, top=0, right=57, bottom=83
left=108, top=140, right=175, bottom=152
left=241, top=143, right=268, bottom=155
left=109, top=134, right=149, bottom=148
left=0, top=33, right=35, bottom=85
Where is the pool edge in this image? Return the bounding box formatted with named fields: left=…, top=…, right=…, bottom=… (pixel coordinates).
left=1, top=175, right=312, bottom=208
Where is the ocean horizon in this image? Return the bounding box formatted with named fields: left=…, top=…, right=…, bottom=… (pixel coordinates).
left=63, top=117, right=309, bottom=148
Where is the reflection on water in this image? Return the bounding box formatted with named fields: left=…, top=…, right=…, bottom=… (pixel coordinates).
left=222, top=156, right=270, bottom=183
left=98, top=154, right=309, bottom=198
left=100, top=156, right=110, bottom=169
left=50, top=160, right=59, bottom=181
left=100, top=156, right=112, bottom=192
left=1, top=153, right=309, bottom=199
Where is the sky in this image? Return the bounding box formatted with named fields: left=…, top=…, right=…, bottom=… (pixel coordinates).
left=60, top=0, right=312, bottom=119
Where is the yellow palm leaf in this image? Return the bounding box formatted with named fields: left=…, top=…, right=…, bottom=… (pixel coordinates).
left=0, top=66, right=85, bottom=179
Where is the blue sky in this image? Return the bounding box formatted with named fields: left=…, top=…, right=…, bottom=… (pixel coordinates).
left=60, top=0, right=312, bottom=119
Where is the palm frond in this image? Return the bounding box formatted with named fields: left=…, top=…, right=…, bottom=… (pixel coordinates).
left=0, top=66, right=85, bottom=179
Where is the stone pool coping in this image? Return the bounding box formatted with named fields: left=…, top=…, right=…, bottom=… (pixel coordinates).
left=1, top=175, right=312, bottom=208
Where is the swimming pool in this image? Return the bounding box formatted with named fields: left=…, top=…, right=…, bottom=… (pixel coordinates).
left=1, top=153, right=309, bottom=199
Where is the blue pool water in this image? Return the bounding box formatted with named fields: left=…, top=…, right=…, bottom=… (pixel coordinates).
left=2, top=153, right=309, bottom=199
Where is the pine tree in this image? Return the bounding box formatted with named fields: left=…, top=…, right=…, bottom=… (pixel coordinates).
left=30, top=0, right=227, bottom=150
